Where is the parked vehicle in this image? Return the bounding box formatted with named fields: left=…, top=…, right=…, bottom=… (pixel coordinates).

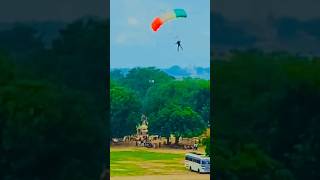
left=185, top=153, right=210, bottom=173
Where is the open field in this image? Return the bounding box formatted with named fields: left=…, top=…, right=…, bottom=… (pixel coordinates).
left=110, top=146, right=209, bottom=180
left=111, top=174, right=210, bottom=180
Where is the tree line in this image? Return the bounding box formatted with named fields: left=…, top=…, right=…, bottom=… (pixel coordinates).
left=0, top=18, right=108, bottom=180
left=213, top=51, right=320, bottom=179
left=110, top=67, right=210, bottom=145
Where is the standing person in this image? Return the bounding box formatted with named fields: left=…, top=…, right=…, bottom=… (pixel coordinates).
left=193, top=143, right=198, bottom=150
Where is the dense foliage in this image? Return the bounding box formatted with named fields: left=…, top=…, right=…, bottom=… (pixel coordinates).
left=1, top=16, right=319, bottom=180
left=0, top=18, right=108, bottom=180
left=110, top=68, right=209, bottom=144
left=214, top=51, right=320, bottom=179
left=110, top=82, right=141, bottom=138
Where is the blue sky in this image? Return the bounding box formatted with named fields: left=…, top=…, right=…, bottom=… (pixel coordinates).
left=110, top=0, right=210, bottom=68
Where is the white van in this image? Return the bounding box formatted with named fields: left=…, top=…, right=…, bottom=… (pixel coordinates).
left=185, top=153, right=210, bottom=173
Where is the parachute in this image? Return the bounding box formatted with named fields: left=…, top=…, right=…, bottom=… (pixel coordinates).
left=151, top=9, right=187, bottom=32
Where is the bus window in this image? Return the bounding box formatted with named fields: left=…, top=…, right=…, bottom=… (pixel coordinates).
left=185, top=156, right=192, bottom=161
left=193, top=159, right=200, bottom=164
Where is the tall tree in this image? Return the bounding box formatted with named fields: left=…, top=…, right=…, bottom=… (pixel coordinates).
left=151, top=104, right=206, bottom=144
left=110, top=82, right=141, bottom=138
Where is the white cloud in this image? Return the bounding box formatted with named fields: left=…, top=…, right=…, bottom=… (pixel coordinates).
left=128, top=17, right=139, bottom=26
left=115, top=34, right=127, bottom=44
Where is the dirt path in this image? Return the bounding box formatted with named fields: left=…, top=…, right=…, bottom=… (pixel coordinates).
left=111, top=174, right=210, bottom=180
left=111, top=146, right=205, bottom=154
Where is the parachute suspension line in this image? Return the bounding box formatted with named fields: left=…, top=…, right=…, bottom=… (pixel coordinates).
left=151, top=9, right=187, bottom=51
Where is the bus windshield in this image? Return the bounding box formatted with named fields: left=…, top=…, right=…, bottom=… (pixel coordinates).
left=201, top=160, right=210, bottom=164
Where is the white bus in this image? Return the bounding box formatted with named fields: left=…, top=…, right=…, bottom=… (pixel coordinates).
left=185, top=153, right=210, bottom=173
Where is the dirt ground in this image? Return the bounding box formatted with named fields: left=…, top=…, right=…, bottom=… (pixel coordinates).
left=110, top=146, right=206, bottom=154
left=111, top=174, right=210, bottom=180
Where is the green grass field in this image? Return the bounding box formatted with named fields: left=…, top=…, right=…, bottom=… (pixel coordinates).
left=110, top=148, right=188, bottom=176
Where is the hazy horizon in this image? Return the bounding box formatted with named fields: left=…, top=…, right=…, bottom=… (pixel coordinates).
left=110, top=65, right=210, bottom=69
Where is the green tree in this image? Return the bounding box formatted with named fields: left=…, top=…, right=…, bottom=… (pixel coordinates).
left=123, top=67, right=174, bottom=98
left=214, top=51, right=320, bottom=179
left=0, top=52, right=15, bottom=85
left=151, top=104, right=206, bottom=144
left=0, top=19, right=108, bottom=180
left=110, top=82, right=141, bottom=138
left=27, top=18, right=108, bottom=101
left=110, top=69, right=125, bottom=82
left=0, top=81, right=105, bottom=180
left=0, top=25, right=44, bottom=58
left=202, top=136, right=210, bottom=156
left=144, top=78, right=209, bottom=117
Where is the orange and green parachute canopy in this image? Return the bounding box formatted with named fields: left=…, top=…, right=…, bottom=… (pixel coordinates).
left=151, top=9, right=187, bottom=32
